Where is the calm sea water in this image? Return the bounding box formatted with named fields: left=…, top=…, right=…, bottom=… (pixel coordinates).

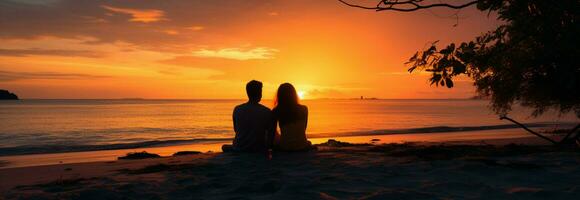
left=0, top=99, right=577, bottom=155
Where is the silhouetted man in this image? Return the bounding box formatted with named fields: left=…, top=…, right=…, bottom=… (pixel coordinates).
left=222, top=80, right=275, bottom=152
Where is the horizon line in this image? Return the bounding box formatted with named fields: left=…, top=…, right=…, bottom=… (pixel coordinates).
left=11, top=97, right=482, bottom=100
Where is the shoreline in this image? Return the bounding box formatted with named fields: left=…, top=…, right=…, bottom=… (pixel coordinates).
left=0, top=128, right=557, bottom=169
left=1, top=122, right=571, bottom=157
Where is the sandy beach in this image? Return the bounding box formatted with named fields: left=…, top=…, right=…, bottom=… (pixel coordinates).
left=1, top=135, right=578, bottom=199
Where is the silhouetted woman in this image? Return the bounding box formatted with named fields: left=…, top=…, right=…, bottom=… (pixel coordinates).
left=273, top=83, right=312, bottom=151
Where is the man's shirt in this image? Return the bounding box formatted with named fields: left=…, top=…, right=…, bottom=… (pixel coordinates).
left=232, top=102, right=274, bottom=152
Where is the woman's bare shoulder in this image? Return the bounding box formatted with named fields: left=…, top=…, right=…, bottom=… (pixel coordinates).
left=299, top=104, right=308, bottom=112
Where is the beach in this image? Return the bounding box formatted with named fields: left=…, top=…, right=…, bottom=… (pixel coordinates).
left=1, top=99, right=578, bottom=199
left=1, top=136, right=579, bottom=199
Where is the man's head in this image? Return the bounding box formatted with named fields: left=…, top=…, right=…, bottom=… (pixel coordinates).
left=246, top=80, right=262, bottom=102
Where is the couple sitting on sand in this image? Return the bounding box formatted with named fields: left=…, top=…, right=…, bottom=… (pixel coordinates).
left=222, top=80, right=314, bottom=152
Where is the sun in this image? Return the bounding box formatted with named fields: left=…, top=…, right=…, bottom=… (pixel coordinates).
left=297, top=91, right=305, bottom=99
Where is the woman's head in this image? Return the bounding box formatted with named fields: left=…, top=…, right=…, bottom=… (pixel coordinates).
left=274, top=83, right=299, bottom=107
left=273, top=83, right=305, bottom=124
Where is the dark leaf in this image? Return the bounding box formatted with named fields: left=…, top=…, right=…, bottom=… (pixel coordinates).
left=445, top=78, right=454, bottom=88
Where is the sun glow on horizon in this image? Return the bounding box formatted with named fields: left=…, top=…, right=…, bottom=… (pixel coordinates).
left=297, top=91, right=305, bottom=99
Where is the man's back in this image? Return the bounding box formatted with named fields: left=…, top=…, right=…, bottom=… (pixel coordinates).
left=232, top=102, right=274, bottom=152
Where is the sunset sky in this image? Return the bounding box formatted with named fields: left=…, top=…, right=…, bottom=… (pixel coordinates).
left=0, top=0, right=500, bottom=99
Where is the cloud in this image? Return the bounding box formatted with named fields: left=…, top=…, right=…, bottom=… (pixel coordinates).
left=102, top=5, right=165, bottom=23
left=307, top=88, right=347, bottom=98
left=162, top=30, right=179, bottom=35
left=0, top=48, right=104, bottom=58
left=187, top=26, right=205, bottom=31
left=0, top=70, right=110, bottom=82
left=4, top=0, right=61, bottom=6
left=0, top=0, right=297, bottom=52
left=192, top=47, right=279, bottom=60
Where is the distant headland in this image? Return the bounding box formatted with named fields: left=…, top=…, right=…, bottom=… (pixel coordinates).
left=0, top=89, right=19, bottom=100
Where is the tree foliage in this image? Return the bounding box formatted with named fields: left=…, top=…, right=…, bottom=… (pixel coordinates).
left=343, top=0, right=580, bottom=117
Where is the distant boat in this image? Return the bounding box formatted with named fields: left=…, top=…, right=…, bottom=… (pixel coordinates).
left=358, top=96, right=379, bottom=100
left=0, top=89, right=18, bottom=100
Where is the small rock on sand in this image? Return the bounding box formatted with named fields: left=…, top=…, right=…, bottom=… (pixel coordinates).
left=172, top=151, right=202, bottom=156
left=118, top=151, right=161, bottom=160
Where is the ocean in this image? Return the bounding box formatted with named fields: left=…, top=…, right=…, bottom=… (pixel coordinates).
left=0, top=99, right=577, bottom=156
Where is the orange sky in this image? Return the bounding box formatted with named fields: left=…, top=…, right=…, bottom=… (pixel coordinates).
left=0, top=0, right=500, bottom=99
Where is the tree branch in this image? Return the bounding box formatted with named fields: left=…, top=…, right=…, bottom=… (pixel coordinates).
left=338, top=0, right=479, bottom=12
left=560, top=124, right=580, bottom=144
left=499, top=116, right=558, bottom=144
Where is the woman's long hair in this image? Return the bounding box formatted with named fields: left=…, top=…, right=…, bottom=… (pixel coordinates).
left=273, top=83, right=302, bottom=125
